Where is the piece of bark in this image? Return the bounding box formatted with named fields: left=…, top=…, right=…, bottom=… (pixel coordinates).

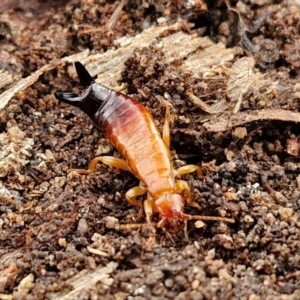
left=203, top=109, right=300, bottom=133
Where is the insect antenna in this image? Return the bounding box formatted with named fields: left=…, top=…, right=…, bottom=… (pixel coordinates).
left=188, top=215, right=235, bottom=223
left=119, top=223, right=156, bottom=230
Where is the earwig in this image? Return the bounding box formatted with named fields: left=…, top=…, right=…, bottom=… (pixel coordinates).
left=55, top=62, right=234, bottom=231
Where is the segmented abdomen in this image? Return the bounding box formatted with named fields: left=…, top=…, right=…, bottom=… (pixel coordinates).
left=99, top=92, right=175, bottom=196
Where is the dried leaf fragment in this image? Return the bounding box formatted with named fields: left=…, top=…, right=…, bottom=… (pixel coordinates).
left=0, top=126, right=34, bottom=177
left=187, top=92, right=227, bottom=114
left=226, top=57, right=277, bottom=113
left=0, top=69, right=13, bottom=89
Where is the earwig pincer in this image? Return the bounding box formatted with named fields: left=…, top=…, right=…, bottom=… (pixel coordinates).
left=55, top=62, right=234, bottom=231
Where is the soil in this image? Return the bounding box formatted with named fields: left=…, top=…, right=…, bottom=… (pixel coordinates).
left=1, top=0, right=300, bottom=299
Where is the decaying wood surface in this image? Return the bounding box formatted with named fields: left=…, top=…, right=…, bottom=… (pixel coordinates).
left=2, top=21, right=299, bottom=128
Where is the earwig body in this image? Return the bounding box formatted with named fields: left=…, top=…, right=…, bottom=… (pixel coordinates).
left=55, top=62, right=234, bottom=230
left=101, top=94, right=174, bottom=196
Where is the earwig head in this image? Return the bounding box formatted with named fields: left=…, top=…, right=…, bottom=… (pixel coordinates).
left=120, top=192, right=235, bottom=232
left=54, top=62, right=110, bottom=122
left=153, top=193, right=187, bottom=230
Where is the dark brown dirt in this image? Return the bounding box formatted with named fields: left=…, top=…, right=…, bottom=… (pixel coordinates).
left=1, top=0, right=300, bottom=299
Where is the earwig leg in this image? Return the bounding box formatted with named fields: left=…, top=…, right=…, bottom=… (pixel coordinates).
left=144, top=199, right=154, bottom=224
left=183, top=220, right=189, bottom=241
left=68, top=156, right=130, bottom=174
left=125, top=185, right=147, bottom=208
left=176, top=165, right=203, bottom=179
left=188, top=214, right=235, bottom=223
left=176, top=180, right=200, bottom=208
left=162, top=102, right=171, bottom=148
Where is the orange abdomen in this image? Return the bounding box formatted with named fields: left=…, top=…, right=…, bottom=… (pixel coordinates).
left=99, top=92, right=175, bottom=196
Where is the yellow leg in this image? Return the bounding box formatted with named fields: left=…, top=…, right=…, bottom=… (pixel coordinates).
left=125, top=185, right=147, bottom=208
left=118, top=197, right=156, bottom=231
left=176, top=164, right=203, bottom=179
left=176, top=179, right=200, bottom=208
left=144, top=199, right=154, bottom=224
left=68, top=156, right=130, bottom=174
left=163, top=102, right=171, bottom=148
